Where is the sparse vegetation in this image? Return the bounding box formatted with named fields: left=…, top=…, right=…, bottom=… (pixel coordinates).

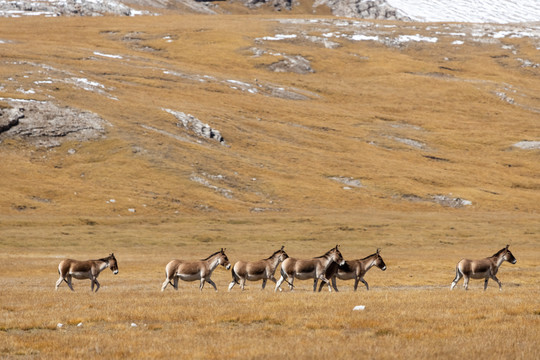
left=0, top=13, right=539, bottom=359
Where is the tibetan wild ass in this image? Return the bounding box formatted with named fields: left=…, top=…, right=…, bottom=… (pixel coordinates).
left=161, top=248, right=231, bottom=292
left=55, top=253, right=118, bottom=292
left=228, top=246, right=289, bottom=291
left=275, top=245, right=345, bottom=292
left=450, top=245, right=516, bottom=291
left=318, top=248, right=386, bottom=292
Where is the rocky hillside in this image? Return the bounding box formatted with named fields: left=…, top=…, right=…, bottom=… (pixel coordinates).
left=0, top=0, right=408, bottom=19
left=0, top=14, right=539, bottom=217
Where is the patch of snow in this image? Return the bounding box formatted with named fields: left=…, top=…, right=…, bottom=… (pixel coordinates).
left=259, top=34, right=297, bottom=41
left=16, top=88, right=36, bottom=94
left=93, top=52, right=123, bottom=59
left=397, top=34, right=438, bottom=43
left=350, top=34, right=380, bottom=41
left=392, top=137, right=426, bottom=149
left=386, top=0, right=540, bottom=24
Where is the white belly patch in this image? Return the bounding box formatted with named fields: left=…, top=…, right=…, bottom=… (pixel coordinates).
left=70, top=271, right=91, bottom=280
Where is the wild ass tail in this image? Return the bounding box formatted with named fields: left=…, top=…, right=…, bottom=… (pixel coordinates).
left=231, top=267, right=240, bottom=284
left=452, top=266, right=459, bottom=282
left=450, top=263, right=463, bottom=290
left=58, top=264, right=69, bottom=284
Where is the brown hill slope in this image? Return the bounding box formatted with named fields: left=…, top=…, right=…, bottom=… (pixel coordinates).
left=0, top=15, right=539, bottom=217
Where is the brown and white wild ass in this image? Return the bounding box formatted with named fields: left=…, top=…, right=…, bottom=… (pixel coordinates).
left=228, top=246, right=288, bottom=291
left=275, top=245, right=345, bottom=292
left=450, top=245, right=517, bottom=291
left=55, top=253, right=118, bottom=292
left=161, top=248, right=231, bottom=292
left=318, top=248, right=386, bottom=292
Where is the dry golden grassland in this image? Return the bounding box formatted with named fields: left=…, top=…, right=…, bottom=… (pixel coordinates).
left=0, top=13, right=539, bottom=359
left=1, top=212, right=539, bottom=359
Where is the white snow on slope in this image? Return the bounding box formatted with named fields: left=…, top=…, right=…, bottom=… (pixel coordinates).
left=386, top=0, right=540, bottom=24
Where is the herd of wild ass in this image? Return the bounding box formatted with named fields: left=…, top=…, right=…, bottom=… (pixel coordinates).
left=55, top=245, right=517, bottom=293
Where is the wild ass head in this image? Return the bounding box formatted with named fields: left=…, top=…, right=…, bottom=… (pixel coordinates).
left=218, top=248, right=232, bottom=270
left=108, top=253, right=119, bottom=275
left=330, top=245, right=345, bottom=266
left=502, top=245, right=517, bottom=264
left=375, top=248, right=387, bottom=271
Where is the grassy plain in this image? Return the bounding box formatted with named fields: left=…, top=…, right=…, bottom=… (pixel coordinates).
left=0, top=12, right=539, bottom=359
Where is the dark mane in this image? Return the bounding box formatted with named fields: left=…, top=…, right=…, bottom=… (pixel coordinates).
left=315, top=248, right=335, bottom=259
left=98, top=254, right=115, bottom=262
left=492, top=247, right=508, bottom=257
left=201, top=251, right=221, bottom=261
left=266, top=249, right=283, bottom=260
left=360, top=252, right=378, bottom=261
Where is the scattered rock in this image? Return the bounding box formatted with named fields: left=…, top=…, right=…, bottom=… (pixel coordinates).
left=432, top=195, right=472, bottom=208
left=329, top=176, right=363, bottom=188
left=0, top=101, right=108, bottom=148
left=268, top=55, right=314, bottom=74
left=399, top=194, right=472, bottom=208
left=0, top=0, right=137, bottom=17
left=0, top=107, right=24, bottom=133
left=163, top=109, right=225, bottom=144
left=314, top=0, right=409, bottom=20
left=190, top=173, right=233, bottom=199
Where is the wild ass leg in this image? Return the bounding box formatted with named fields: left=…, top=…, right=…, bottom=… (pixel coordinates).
left=274, top=269, right=288, bottom=292
left=316, top=279, right=329, bottom=292
left=331, top=276, right=338, bottom=292
left=161, top=276, right=170, bottom=291
left=316, top=275, right=331, bottom=292
left=55, top=275, right=64, bottom=290
left=240, top=278, right=247, bottom=291
left=463, top=275, right=470, bottom=290
left=359, top=277, right=369, bottom=291
left=66, top=275, right=74, bottom=291
left=275, top=275, right=285, bottom=292
left=287, top=276, right=294, bottom=291
left=199, top=278, right=206, bottom=291
left=206, top=278, right=218, bottom=292
left=490, top=274, right=503, bottom=291
left=94, top=278, right=101, bottom=292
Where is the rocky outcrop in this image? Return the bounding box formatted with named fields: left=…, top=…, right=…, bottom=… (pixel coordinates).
left=0, top=0, right=135, bottom=17
left=0, top=101, right=108, bottom=147
left=0, top=0, right=409, bottom=19
left=0, top=107, right=24, bottom=133
left=163, top=109, right=225, bottom=144
left=314, top=0, right=409, bottom=20
left=268, top=55, right=314, bottom=74
left=243, top=0, right=297, bottom=11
